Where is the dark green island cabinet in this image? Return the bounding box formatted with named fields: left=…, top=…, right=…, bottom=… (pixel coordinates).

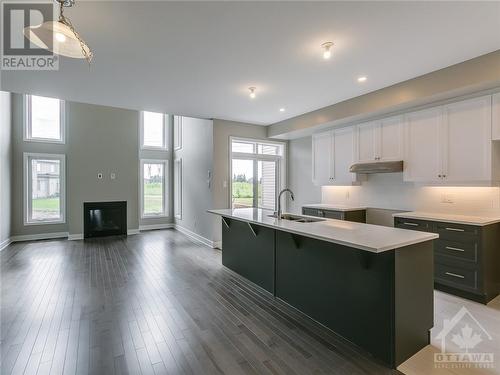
left=217, top=212, right=437, bottom=368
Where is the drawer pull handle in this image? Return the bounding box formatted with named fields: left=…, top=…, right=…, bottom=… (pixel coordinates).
left=445, top=272, right=465, bottom=279
left=445, top=246, right=465, bottom=252
left=445, top=227, right=465, bottom=232
left=403, top=222, right=419, bottom=226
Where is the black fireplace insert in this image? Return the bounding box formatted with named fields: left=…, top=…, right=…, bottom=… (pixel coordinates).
left=84, top=201, right=127, bottom=238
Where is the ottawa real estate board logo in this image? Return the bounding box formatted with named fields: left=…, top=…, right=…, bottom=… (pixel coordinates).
left=1, top=1, right=58, bottom=70
left=434, top=306, right=495, bottom=369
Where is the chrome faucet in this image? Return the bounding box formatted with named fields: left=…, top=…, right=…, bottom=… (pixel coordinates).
left=276, top=188, right=295, bottom=219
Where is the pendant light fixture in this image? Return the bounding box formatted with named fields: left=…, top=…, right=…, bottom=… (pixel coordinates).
left=24, top=0, right=93, bottom=64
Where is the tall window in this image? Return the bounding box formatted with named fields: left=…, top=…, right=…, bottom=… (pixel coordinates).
left=230, top=138, right=285, bottom=210
left=141, top=160, right=167, bottom=217
left=24, top=153, right=65, bottom=224
left=24, top=95, right=65, bottom=143
left=140, top=111, right=167, bottom=150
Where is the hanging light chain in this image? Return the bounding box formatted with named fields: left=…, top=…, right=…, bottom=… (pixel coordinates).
left=57, top=0, right=93, bottom=65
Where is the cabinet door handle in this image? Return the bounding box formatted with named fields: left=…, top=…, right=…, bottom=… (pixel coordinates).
left=445, top=272, right=465, bottom=279
left=445, top=227, right=465, bottom=232
left=445, top=246, right=465, bottom=252
left=403, top=222, right=419, bottom=226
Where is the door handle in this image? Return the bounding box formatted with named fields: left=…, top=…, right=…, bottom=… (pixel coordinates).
left=445, top=246, right=465, bottom=252
left=445, top=272, right=465, bottom=279
left=445, top=227, right=465, bottom=232
left=403, top=222, right=419, bottom=226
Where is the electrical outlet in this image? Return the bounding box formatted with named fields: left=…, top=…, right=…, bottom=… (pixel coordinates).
left=97, top=173, right=103, bottom=179
left=110, top=173, right=116, bottom=180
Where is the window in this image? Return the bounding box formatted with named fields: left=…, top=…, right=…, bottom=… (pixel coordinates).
left=174, top=158, right=182, bottom=219
left=230, top=138, right=286, bottom=210
left=24, top=95, right=65, bottom=143
left=140, top=111, right=167, bottom=150
left=24, top=153, right=65, bottom=225
left=140, top=160, right=167, bottom=217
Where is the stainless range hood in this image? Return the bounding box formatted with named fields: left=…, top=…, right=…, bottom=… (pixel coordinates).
left=349, top=160, right=403, bottom=174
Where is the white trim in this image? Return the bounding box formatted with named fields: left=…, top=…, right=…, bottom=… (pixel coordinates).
left=213, top=241, right=222, bottom=250
left=68, top=233, right=83, bottom=241
left=127, top=229, right=140, bottom=235
left=11, top=232, right=68, bottom=242
left=174, top=157, right=183, bottom=220
left=140, top=159, right=168, bottom=218
left=139, top=111, right=168, bottom=151
left=23, top=94, right=66, bottom=144
left=173, top=116, right=183, bottom=151
left=23, top=152, right=66, bottom=226
left=174, top=224, right=216, bottom=248
left=139, top=223, right=174, bottom=231
left=0, top=238, right=12, bottom=251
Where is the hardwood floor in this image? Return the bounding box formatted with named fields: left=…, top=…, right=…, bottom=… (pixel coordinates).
left=1, top=229, right=498, bottom=375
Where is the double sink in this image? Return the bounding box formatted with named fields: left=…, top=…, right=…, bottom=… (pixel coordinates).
left=268, top=213, right=326, bottom=223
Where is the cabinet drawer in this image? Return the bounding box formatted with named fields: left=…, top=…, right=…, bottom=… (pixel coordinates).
left=436, top=222, right=479, bottom=241
left=302, top=208, right=320, bottom=217
left=435, top=239, right=478, bottom=263
left=435, top=263, right=478, bottom=290
left=394, top=218, right=431, bottom=232
left=322, top=210, right=344, bottom=220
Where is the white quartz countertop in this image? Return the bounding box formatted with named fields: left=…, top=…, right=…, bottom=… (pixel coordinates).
left=393, top=211, right=500, bottom=226
left=208, top=208, right=438, bottom=253
left=302, top=204, right=367, bottom=212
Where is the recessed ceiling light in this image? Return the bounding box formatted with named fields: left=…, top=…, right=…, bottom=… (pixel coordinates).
left=279, top=108, right=285, bottom=112
left=357, top=76, right=367, bottom=83
left=321, top=42, right=334, bottom=60
left=248, top=87, right=256, bottom=99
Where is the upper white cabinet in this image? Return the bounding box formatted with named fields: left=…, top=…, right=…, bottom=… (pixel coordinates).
left=404, top=95, right=493, bottom=183
left=312, top=131, right=332, bottom=186
left=312, top=127, right=358, bottom=186
left=404, top=107, right=443, bottom=182
left=493, top=93, right=500, bottom=141
left=355, top=116, right=403, bottom=163
left=442, top=96, right=492, bottom=182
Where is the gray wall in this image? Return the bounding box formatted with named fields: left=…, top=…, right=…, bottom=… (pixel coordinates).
left=66, top=102, right=140, bottom=235
left=174, top=116, right=214, bottom=241
left=287, top=136, right=321, bottom=214
left=10, top=94, right=171, bottom=237
left=0, top=92, right=12, bottom=244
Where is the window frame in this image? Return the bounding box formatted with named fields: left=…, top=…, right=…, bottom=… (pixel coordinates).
left=173, top=116, right=183, bottom=151
left=23, top=94, right=66, bottom=144
left=23, top=152, right=66, bottom=226
left=229, top=137, right=287, bottom=211
left=139, top=111, right=168, bottom=151
left=174, top=157, right=183, bottom=220
left=140, top=159, right=168, bottom=219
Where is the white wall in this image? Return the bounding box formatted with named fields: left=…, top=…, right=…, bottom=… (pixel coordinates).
left=0, top=91, right=12, bottom=245
left=288, top=135, right=500, bottom=218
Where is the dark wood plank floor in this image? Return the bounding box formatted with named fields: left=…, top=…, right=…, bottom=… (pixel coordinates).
left=1, top=229, right=399, bottom=375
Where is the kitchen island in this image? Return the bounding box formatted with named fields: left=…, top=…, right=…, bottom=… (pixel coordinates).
left=208, top=208, right=439, bottom=368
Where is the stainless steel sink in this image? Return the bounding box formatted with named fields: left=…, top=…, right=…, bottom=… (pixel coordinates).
left=268, top=213, right=326, bottom=223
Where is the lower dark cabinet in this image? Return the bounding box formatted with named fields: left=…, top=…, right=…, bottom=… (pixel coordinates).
left=395, top=217, right=500, bottom=304
left=221, top=217, right=275, bottom=293
left=302, top=207, right=366, bottom=223
left=275, top=231, right=433, bottom=368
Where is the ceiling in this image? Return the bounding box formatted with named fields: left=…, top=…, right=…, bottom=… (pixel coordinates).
left=1, top=1, right=499, bottom=125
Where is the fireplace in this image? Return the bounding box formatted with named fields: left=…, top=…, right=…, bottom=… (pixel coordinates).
left=84, top=201, right=127, bottom=238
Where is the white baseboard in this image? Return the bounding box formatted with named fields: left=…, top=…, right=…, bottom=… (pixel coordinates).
left=213, top=241, right=222, bottom=250
left=127, top=229, right=140, bottom=235
left=68, top=233, right=83, bottom=241
left=139, top=223, right=174, bottom=231
left=11, top=232, right=68, bottom=243
left=174, top=225, right=217, bottom=248
left=0, top=238, right=12, bottom=251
